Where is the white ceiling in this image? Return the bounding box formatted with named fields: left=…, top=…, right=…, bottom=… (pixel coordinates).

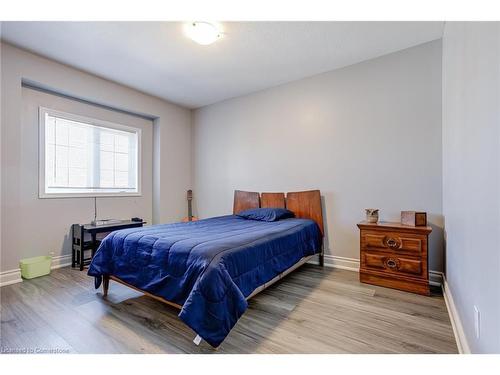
left=1, top=22, right=444, bottom=108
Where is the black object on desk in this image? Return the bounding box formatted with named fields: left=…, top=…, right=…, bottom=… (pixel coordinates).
left=71, top=220, right=145, bottom=271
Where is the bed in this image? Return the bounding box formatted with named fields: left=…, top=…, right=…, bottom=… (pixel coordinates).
left=87, top=190, right=324, bottom=348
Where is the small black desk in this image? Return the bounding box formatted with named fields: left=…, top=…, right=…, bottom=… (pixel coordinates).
left=72, top=220, right=145, bottom=271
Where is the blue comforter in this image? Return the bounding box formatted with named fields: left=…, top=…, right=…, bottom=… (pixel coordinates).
left=88, top=215, right=322, bottom=347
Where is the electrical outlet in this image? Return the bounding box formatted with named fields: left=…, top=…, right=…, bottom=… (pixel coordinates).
left=474, top=305, right=480, bottom=339
left=49, top=251, right=55, bottom=257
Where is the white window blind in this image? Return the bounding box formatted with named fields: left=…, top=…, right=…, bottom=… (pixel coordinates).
left=39, top=108, right=141, bottom=198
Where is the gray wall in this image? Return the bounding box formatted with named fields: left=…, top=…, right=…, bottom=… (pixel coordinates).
left=1, top=42, right=191, bottom=273
left=442, top=22, right=500, bottom=353
left=193, top=41, right=444, bottom=271
left=1, top=87, right=153, bottom=271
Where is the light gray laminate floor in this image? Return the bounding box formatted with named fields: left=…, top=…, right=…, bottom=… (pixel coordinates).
left=0, top=265, right=458, bottom=354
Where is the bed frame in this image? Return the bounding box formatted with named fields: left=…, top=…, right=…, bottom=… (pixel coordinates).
left=101, top=189, right=324, bottom=343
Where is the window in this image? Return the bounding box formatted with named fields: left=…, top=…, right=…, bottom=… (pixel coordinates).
left=39, top=107, right=141, bottom=198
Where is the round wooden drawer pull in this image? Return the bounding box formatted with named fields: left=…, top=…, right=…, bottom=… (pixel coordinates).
left=386, top=259, right=397, bottom=269
left=386, top=238, right=400, bottom=249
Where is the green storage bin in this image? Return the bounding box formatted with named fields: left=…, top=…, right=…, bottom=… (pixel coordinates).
left=20, top=256, right=52, bottom=279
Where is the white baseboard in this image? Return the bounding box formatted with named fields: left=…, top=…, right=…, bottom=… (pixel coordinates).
left=0, top=268, right=23, bottom=287
left=0, top=254, right=72, bottom=287
left=325, top=254, right=360, bottom=271
left=3, top=252, right=446, bottom=290
left=442, top=274, right=471, bottom=354
left=309, top=254, right=360, bottom=271
left=429, top=270, right=443, bottom=287
left=51, top=254, right=72, bottom=270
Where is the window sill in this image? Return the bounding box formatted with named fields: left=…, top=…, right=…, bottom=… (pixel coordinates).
left=38, top=192, right=142, bottom=199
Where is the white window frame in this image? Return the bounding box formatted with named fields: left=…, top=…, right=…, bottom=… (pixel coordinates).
left=38, top=107, right=142, bottom=198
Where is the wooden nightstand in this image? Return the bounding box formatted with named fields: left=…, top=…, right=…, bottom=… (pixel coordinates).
left=357, top=221, right=432, bottom=295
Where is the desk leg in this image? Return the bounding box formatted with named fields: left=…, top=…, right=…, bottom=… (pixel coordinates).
left=71, top=226, right=76, bottom=268
left=91, top=233, right=97, bottom=258
left=79, top=243, right=84, bottom=271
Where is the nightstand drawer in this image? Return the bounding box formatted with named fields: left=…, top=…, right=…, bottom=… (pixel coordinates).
left=362, top=231, right=423, bottom=255
left=361, top=252, right=424, bottom=278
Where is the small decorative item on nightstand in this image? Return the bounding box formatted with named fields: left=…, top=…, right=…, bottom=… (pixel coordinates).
left=401, top=211, right=427, bottom=226
left=365, top=208, right=379, bottom=223
left=357, top=221, right=432, bottom=295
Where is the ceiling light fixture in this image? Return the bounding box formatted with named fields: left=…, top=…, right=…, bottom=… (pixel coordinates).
left=184, top=22, right=222, bottom=45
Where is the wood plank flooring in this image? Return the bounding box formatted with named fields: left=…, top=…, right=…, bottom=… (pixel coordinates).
left=0, top=265, right=458, bottom=354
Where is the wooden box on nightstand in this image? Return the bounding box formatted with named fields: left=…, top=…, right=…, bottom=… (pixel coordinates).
left=357, top=221, right=432, bottom=295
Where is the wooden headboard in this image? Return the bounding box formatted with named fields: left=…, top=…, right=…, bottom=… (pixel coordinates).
left=233, top=189, right=324, bottom=236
